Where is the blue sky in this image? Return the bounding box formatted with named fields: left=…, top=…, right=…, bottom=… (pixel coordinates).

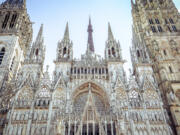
left=1, top=0, right=180, bottom=75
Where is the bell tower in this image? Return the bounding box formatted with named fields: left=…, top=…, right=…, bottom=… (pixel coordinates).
left=0, top=0, right=32, bottom=88
left=131, top=0, right=180, bottom=134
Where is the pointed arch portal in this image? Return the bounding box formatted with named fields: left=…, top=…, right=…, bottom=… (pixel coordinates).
left=58, top=82, right=117, bottom=135
left=72, top=82, right=110, bottom=112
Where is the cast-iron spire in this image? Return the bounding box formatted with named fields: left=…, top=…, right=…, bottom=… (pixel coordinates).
left=87, top=17, right=95, bottom=53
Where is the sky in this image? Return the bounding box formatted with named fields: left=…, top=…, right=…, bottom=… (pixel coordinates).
left=1, top=0, right=180, bottom=75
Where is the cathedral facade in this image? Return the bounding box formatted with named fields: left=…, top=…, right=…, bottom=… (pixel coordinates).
left=0, top=0, right=179, bottom=135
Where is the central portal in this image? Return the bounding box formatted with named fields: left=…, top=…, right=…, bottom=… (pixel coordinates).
left=57, top=82, right=117, bottom=135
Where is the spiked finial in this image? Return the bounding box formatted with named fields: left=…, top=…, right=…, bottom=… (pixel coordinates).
left=35, top=24, right=44, bottom=44
left=87, top=17, right=95, bottom=53
left=108, top=22, right=114, bottom=41
left=63, top=22, right=70, bottom=40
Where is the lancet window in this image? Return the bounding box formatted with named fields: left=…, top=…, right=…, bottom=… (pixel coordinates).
left=0, top=47, right=5, bottom=65
left=169, top=66, right=173, bottom=73
left=2, top=13, right=10, bottom=29
left=112, top=47, right=116, bottom=57
left=63, top=47, right=66, bottom=54
left=151, top=26, right=157, bottom=33
left=35, top=49, right=39, bottom=56
left=158, top=25, right=163, bottom=32
left=9, top=13, right=17, bottom=29
left=172, top=25, right=177, bottom=32
left=155, top=19, right=160, bottom=24
left=149, top=19, right=154, bottom=24
left=169, top=18, right=174, bottom=24
left=10, top=57, right=15, bottom=71
left=163, top=50, right=167, bottom=56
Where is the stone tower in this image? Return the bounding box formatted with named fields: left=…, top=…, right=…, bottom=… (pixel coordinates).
left=0, top=0, right=32, bottom=134
left=0, top=0, right=32, bottom=89
left=131, top=0, right=180, bottom=134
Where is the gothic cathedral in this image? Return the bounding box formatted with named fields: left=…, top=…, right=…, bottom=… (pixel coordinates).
left=0, top=0, right=179, bottom=135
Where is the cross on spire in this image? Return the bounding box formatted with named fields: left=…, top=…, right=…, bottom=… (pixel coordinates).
left=87, top=17, right=95, bottom=53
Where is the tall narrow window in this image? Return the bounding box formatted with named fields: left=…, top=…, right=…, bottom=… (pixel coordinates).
left=108, top=49, right=111, bottom=58
left=137, top=50, right=140, bottom=57
left=10, top=57, right=15, bottom=71
left=106, top=68, right=108, bottom=74
left=70, top=68, right=73, bottom=74
left=169, top=18, right=174, bottom=24
left=9, top=14, right=17, bottom=28
left=102, top=68, right=105, bottom=74
left=35, top=49, right=39, bottom=56
left=81, top=68, right=84, bottom=74
left=99, top=69, right=101, bottom=74
left=172, top=25, right=177, bottom=32
left=78, top=69, right=80, bottom=74
left=144, top=52, right=147, bottom=58
left=149, top=19, right=154, bottom=24
left=163, top=50, right=167, bottom=56
left=63, top=47, right=67, bottom=56
left=165, top=19, right=168, bottom=24
left=155, top=19, right=160, bottom=24
left=2, top=13, right=10, bottom=29
left=85, top=68, right=87, bottom=74
left=151, top=26, right=157, bottom=33
left=92, top=68, right=94, bottom=74
left=74, top=67, right=76, bottom=74
left=95, top=68, right=97, bottom=74
left=158, top=26, right=163, bottom=32
left=167, top=26, right=172, bottom=32
left=88, top=68, right=90, bottom=74
left=0, top=47, right=5, bottom=65
left=68, top=49, right=70, bottom=58
left=169, top=66, right=173, bottom=73
left=112, top=47, right=116, bottom=57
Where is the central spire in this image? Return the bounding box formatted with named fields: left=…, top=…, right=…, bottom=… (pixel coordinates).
left=87, top=17, right=95, bottom=53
